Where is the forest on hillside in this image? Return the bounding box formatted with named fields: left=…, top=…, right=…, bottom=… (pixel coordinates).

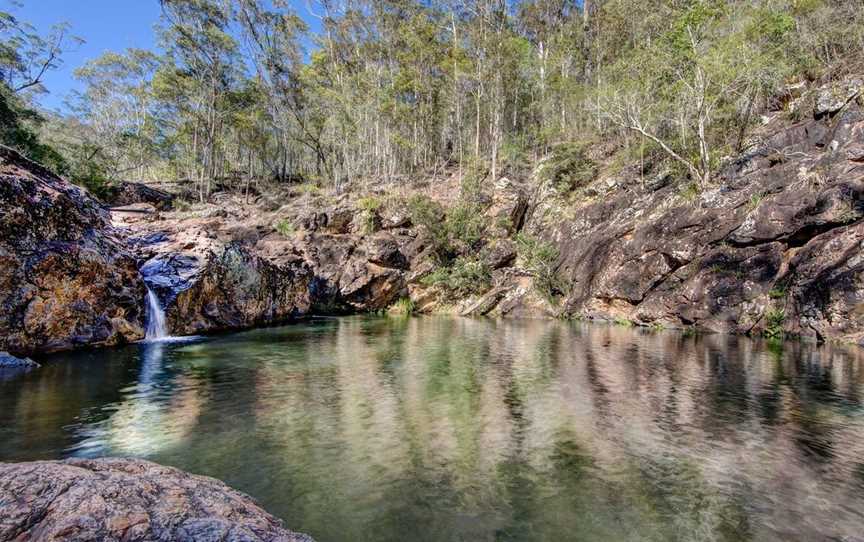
left=1, top=0, right=863, bottom=200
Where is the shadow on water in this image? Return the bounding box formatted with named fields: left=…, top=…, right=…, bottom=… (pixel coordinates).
left=2, top=316, right=864, bottom=541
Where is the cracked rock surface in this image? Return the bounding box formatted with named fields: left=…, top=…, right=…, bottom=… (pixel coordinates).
left=0, top=458, right=313, bottom=542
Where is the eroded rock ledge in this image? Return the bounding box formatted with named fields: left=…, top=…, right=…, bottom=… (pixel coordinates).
left=0, top=458, right=313, bottom=542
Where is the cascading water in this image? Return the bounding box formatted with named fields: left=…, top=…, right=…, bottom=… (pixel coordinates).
left=145, top=286, right=168, bottom=340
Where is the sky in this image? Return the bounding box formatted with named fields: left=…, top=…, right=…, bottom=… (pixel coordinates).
left=11, top=0, right=162, bottom=112
left=10, top=0, right=322, bottom=113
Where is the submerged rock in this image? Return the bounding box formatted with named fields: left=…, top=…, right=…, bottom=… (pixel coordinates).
left=0, top=458, right=313, bottom=542
left=0, top=351, right=39, bottom=369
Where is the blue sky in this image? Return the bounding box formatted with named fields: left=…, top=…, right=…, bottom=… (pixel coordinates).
left=11, top=0, right=321, bottom=112
left=11, top=0, right=162, bottom=111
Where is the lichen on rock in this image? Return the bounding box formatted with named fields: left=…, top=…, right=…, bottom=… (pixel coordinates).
left=0, top=458, right=313, bottom=542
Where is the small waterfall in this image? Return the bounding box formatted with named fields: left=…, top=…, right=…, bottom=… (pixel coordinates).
left=145, top=286, right=168, bottom=340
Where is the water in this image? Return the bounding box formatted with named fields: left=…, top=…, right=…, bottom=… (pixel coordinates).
left=145, top=286, right=168, bottom=340
left=2, top=316, right=864, bottom=541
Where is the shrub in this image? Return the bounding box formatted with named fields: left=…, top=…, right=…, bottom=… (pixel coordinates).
left=408, top=194, right=487, bottom=263
left=275, top=218, right=295, bottom=237
left=540, top=142, right=597, bottom=194
left=680, top=182, right=701, bottom=202
left=389, top=297, right=416, bottom=316
left=763, top=308, right=785, bottom=338
left=515, top=233, right=563, bottom=300
left=768, top=286, right=786, bottom=300
left=747, top=192, right=765, bottom=211
left=445, top=201, right=487, bottom=248
left=421, top=257, right=491, bottom=298
left=357, top=195, right=382, bottom=233
left=408, top=195, right=450, bottom=261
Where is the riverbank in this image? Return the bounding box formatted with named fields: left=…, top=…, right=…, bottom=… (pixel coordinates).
left=1, top=76, right=863, bottom=357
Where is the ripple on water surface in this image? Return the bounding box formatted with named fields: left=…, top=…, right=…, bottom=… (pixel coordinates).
left=2, top=316, right=864, bottom=541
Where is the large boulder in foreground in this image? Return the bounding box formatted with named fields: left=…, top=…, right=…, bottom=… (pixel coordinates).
left=0, top=146, right=144, bottom=355
left=0, top=458, right=313, bottom=542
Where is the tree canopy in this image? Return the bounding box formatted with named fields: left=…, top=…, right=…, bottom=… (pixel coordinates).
left=4, top=0, right=863, bottom=197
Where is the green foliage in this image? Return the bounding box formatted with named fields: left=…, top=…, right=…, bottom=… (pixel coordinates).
left=275, top=218, right=295, bottom=237
left=0, top=78, right=68, bottom=175
left=515, top=233, right=563, bottom=300
left=389, top=297, right=416, bottom=316
left=446, top=201, right=487, bottom=248
left=6, top=0, right=863, bottom=204
left=357, top=196, right=382, bottom=212
left=768, top=286, right=786, bottom=300
left=357, top=196, right=382, bottom=234
left=421, top=257, right=491, bottom=298
left=541, top=143, right=597, bottom=194
left=613, top=317, right=634, bottom=327
left=747, top=192, right=765, bottom=211
left=680, top=182, right=701, bottom=202
left=459, top=161, right=487, bottom=201
left=408, top=195, right=450, bottom=261
left=763, top=308, right=786, bottom=338
left=408, top=193, right=487, bottom=263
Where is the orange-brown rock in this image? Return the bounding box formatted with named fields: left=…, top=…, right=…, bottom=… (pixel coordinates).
left=0, top=146, right=144, bottom=355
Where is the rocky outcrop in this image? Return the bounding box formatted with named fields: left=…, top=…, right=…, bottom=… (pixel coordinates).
left=0, top=351, right=39, bottom=369
left=0, top=458, right=312, bottom=542
left=104, top=181, right=175, bottom=210
left=512, top=88, right=864, bottom=343
left=130, top=219, right=313, bottom=336
left=0, top=146, right=144, bottom=355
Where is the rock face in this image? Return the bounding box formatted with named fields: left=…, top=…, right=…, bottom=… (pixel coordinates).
left=0, top=146, right=144, bottom=355
left=0, top=458, right=312, bottom=542
left=516, top=90, right=864, bottom=343
left=132, top=221, right=314, bottom=336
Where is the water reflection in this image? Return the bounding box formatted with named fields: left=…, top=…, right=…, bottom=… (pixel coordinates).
left=2, top=317, right=864, bottom=541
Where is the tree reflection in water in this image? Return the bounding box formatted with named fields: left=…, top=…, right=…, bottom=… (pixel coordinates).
left=2, top=316, right=864, bottom=541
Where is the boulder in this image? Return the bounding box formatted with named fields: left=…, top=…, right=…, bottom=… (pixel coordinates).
left=0, top=145, right=144, bottom=355
left=133, top=222, right=313, bottom=336
left=0, top=458, right=313, bottom=542
left=484, top=177, right=529, bottom=235
left=482, top=239, right=517, bottom=270
left=103, top=181, right=174, bottom=210
left=815, top=76, right=863, bottom=118
left=168, top=243, right=312, bottom=335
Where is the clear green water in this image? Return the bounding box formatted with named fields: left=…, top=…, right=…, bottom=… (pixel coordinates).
left=3, top=316, right=864, bottom=541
